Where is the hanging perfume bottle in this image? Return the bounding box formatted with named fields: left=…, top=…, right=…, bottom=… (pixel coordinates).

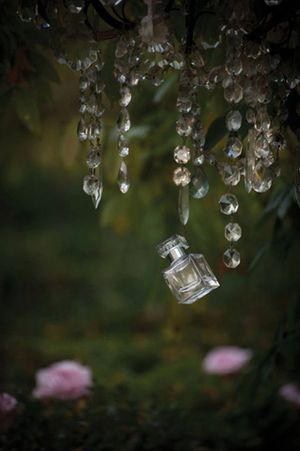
left=157, top=235, right=219, bottom=304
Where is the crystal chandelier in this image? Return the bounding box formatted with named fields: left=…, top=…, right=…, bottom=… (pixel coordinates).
left=16, top=0, right=300, bottom=301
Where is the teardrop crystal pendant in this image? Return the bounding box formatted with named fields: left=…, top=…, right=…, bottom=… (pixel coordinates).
left=190, top=167, right=209, bottom=199
left=178, top=185, right=190, bottom=225
left=91, top=179, right=103, bottom=209
left=117, top=160, right=130, bottom=194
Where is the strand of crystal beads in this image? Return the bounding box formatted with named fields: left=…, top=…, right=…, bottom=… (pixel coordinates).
left=114, top=35, right=139, bottom=194
left=188, top=48, right=209, bottom=201
left=218, top=28, right=244, bottom=269
left=173, top=60, right=195, bottom=225
left=79, top=50, right=104, bottom=209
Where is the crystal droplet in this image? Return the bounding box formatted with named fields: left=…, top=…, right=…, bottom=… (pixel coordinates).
left=219, top=193, right=239, bottom=215
left=173, top=145, right=191, bottom=164
left=295, top=167, right=300, bottom=209
left=226, top=110, right=242, bottom=131
left=190, top=167, right=209, bottom=199
left=83, top=175, right=99, bottom=195
left=225, top=222, right=242, bottom=242
left=178, top=185, right=190, bottom=226
left=173, top=167, right=191, bottom=187
left=118, top=160, right=130, bottom=193
left=252, top=161, right=272, bottom=193
left=193, top=149, right=205, bottom=166
left=77, top=119, right=88, bottom=141
left=117, top=108, right=131, bottom=133
left=224, top=136, right=243, bottom=158
left=119, top=86, right=132, bottom=107
left=118, top=134, right=129, bottom=157
left=223, top=248, right=240, bottom=268
left=86, top=150, right=101, bottom=169
left=91, top=179, right=103, bottom=209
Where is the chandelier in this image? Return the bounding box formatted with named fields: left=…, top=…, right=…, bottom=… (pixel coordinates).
left=16, top=0, right=300, bottom=302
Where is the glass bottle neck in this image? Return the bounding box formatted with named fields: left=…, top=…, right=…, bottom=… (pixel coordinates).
left=167, top=246, right=186, bottom=263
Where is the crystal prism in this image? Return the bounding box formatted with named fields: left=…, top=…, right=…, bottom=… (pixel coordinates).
left=219, top=193, right=239, bottom=215
left=117, top=108, right=131, bottom=133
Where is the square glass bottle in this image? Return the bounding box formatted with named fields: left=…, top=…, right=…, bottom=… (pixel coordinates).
left=157, top=235, right=219, bottom=304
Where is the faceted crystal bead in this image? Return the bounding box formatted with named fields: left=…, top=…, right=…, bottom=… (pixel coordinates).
left=118, top=134, right=129, bottom=157
left=223, top=248, right=240, bottom=268
left=225, top=57, right=243, bottom=76
left=176, top=116, right=193, bottom=137
left=252, top=161, right=273, bottom=192
left=173, top=167, right=191, bottom=187
left=178, top=185, right=190, bottom=225
left=117, top=108, right=131, bottom=132
left=225, top=223, right=242, bottom=242
left=219, top=163, right=241, bottom=186
left=224, top=83, right=243, bottom=103
left=219, top=193, right=239, bottom=215
left=118, top=160, right=130, bottom=193
left=190, top=167, right=209, bottom=199
left=79, top=75, right=90, bottom=91
left=176, top=96, right=192, bottom=114
left=119, top=86, right=132, bottom=107
left=226, top=110, right=242, bottom=131
left=173, top=145, right=191, bottom=164
left=86, top=150, right=101, bottom=169
left=77, top=119, right=88, bottom=141
left=115, top=38, right=128, bottom=58
left=224, top=136, right=243, bottom=158
left=83, top=175, right=99, bottom=196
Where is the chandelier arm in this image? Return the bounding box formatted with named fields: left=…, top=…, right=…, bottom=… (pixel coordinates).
left=88, top=0, right=135, bottom=31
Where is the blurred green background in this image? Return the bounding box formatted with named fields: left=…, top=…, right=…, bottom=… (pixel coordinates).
left=1, top=2, right=300, bottom=449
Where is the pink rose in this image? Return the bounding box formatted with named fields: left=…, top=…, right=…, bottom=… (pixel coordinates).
left=32, top=360, right=92, bottom=400
left=202, top=346, right=252, bottom=375
left=279, top=383, right=300, bottom=407
left=0, top=393, right=17, bottom=414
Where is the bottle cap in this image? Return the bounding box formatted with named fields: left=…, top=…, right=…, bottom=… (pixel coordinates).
left=156, top=234, right=189, bottom=259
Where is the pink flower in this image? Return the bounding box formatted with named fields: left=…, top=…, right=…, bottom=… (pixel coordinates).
left=202, top=346, right=252, bottom=375
left=32, top=360, right=92, bottom=400
left=279, top=383, right=300, bottom=407
left=0, top=393, right=17, bottom=414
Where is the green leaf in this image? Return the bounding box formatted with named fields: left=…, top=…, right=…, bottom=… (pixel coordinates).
left=12, top=88, right=41, bottom=134
left=204, top=116, right=226, bottom=152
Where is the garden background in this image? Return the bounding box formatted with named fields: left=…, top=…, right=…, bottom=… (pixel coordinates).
left=0, top=1, right=300, bottom=449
